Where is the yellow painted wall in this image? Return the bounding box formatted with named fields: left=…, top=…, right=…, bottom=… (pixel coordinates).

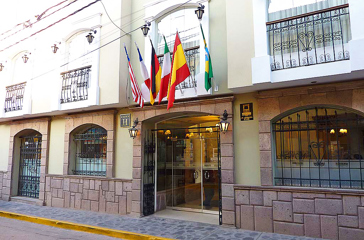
left=233, top=93, right=261, bottom=185
left=226, top=0, right=255, bottom=88
left=0, top=125, right=10, bottom=171
left=115, top=109, right=133, bottom=179
left=48, top=118, right=66, bottom=175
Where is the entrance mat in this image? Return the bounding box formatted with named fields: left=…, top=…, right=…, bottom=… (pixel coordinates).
left=0, top=210, right=174, bottom=240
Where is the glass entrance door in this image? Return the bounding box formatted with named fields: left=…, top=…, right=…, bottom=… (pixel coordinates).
left=157, top=127, right=219, bottom=213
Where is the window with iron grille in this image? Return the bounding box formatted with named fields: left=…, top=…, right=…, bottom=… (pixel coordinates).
left=60, top=65, right=91, bottom=104
left=4, top=82, right=26, bottom=113
left=273, top=107, right=364, bottom=189
left=157, top=46, right=199, bottom=90
left=73, top=126, right=107, bottom=176
left=267, top=1, right=351, bottom=70
left=156, top=8, right=200, bottom=90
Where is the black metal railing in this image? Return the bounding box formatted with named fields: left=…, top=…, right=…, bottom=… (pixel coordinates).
left=273, top=107, right=364, bottom=189
left=73, top=126, right=107, bottom=176
left=4, top=82, right=26, bottom=113
left=18, top=135, right=42, bottom=198
left=158, top=46, right=199, bottom=90
left=60, top=65, right=91, bottom=104
left=267, top=5, right=351, bottom=71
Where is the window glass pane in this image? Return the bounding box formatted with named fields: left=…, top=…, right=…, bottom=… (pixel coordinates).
left=74, top=127, right=107, bottom=176
left=273, top=107, right=364, bottom=189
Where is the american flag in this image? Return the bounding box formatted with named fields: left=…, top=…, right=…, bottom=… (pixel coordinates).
left=124, top=45, right=144, bottom=108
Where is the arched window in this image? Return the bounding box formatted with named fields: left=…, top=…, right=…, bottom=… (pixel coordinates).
left=72, top=126, right=107, bottom=176
left=273, top=107, right=364, bottom=189
left=157, top=8, right=200, bottom=89
left=12, top=52, right=31, bottom=84
left=67, top=31, right=92, bottom=70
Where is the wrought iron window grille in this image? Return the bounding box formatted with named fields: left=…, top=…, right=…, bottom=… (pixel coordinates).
left=60, top=65, right=91, bottom=104
left=18, top=135, right=42, bottom=198
left=158, top=46, right=199, bottom=90
left=273, top=107, right=364, bottom=189
left=73, top=126, right=107, bottom=176
left=4, top=82, right=26, bottom=113
left=267, top=5, right=351, bottom=71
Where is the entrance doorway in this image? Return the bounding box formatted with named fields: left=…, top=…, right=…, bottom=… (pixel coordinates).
left=18, top=135, right=42, bottom=198
left=157, top=126, right=219, bottom=212
left=142, top=115, right=221, bottom=224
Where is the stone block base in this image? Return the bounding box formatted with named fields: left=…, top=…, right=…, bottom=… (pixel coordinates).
left=235, top=185, right=364, bottom=240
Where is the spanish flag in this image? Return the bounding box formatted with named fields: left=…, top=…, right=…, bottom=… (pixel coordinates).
left=150, top=39, right=162, bottom=105
left=167, top=32, right=190, bottom=110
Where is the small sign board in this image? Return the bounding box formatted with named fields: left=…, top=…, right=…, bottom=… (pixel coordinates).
left=240, top=103, right=253, bottom=121
left=120, top=114, right=131, bottom=127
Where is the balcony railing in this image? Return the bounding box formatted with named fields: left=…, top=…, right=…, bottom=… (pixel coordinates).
left=158, top=46, right=199, bottom=90
left=60, top=65, right=91, bottom=104
left=267, top=5, right=351, bottom=71
left=4, top=82, right=26, bottom=113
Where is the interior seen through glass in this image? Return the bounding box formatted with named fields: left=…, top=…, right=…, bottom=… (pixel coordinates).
left=156, top=115, right=220, bottom=212
left=274, top=107, right=364, bottom=189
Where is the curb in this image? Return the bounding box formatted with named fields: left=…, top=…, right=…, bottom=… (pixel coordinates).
left=0, top=210, right=174, bottom=240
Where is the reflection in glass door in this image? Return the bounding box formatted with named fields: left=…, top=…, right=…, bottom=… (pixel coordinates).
left=156, top=126, right=220, bottom=213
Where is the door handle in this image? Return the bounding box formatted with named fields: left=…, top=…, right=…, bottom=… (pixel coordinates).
left=194, top=171, right=199, bottom=179
left=204, top=171, right=210, bottom=180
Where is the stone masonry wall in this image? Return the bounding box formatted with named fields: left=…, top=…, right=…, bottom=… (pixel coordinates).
left=45, top=175, right=132, bottom=215
left=0, top=171, right=5, bottom=200
left=235, top=186, right=364, bottom=240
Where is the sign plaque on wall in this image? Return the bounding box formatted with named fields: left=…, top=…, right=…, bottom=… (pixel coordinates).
left=240, top=103, right=253, bottom=121
left=120, top=114, right=131, bottom=127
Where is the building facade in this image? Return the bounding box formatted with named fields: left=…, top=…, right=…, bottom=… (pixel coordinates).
left=1, top=0, right=364, bottom=239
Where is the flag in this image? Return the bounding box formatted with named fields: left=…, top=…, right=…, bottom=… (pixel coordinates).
left=167, top=32, right=190, bottom=110
left=135, top=43, right=151, bottom=102
left=124, top=45, right=144, bottom=108
left=200, top=24, right=213, bottom=91
left=159, top=36, right=171, bottom=104
left=150, top=39, right=162, bottom=105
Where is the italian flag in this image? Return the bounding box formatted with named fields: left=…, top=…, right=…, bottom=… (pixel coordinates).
left=158, top=36, right=171, bottom=104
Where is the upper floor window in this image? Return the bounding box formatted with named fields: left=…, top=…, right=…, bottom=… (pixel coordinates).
left=67, top=32, right=93, bottom=71
left=72, top=125, right=107, bottom=176
left=12, top=52, right=31, bottom=84
left=267, top=0, right=351, bottom=71
left=273, top=107, right=364, bottom=189
left=4, top=82, right=26, bottom=113
left=61, top=32, right=93, bottom=104
left=157, top=8, right=200, bottom=89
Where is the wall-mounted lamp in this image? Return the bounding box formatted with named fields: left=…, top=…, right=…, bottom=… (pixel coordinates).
left=195, top=4, right=205, bottom=21
left=51, top=43, right=60, bottom=54
left=22, top=53, right=30, bottom=63
left=141, top=22, right=151, bottom=37
left=0, top=63, right=4, bottom=72
left=129, top=118, right=139, bottom=139
left=86, top=30, right=97, bottom=44
left=219, top=110, right=230, bottom=134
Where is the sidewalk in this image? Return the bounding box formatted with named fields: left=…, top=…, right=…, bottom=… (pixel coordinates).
left=0, top=201, right=322, bottom=240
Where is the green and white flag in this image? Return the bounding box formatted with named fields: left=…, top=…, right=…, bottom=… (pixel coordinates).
left=200, top=24, right=213, bottom=91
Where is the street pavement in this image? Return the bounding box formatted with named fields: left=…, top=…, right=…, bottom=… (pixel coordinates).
left=0, top=201, right=323, bottom=240
left=0, top=217, right=118, bottom=240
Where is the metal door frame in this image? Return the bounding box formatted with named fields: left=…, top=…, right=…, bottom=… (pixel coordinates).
left=145, top=125, right=222, bottom=225
left=18, top=135, right=42, bottom=198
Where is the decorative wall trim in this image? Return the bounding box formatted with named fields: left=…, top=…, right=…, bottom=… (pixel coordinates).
left=130, top=96, right=235, bottom=225
left=256, top=80, right=364, bottom=186
left=63, top=110, right=116, bottom=178
left=3, top=118, right=50, bottom=203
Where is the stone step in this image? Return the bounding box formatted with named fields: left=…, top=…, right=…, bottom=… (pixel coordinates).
left=10, top=197, right=44, bottom=206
